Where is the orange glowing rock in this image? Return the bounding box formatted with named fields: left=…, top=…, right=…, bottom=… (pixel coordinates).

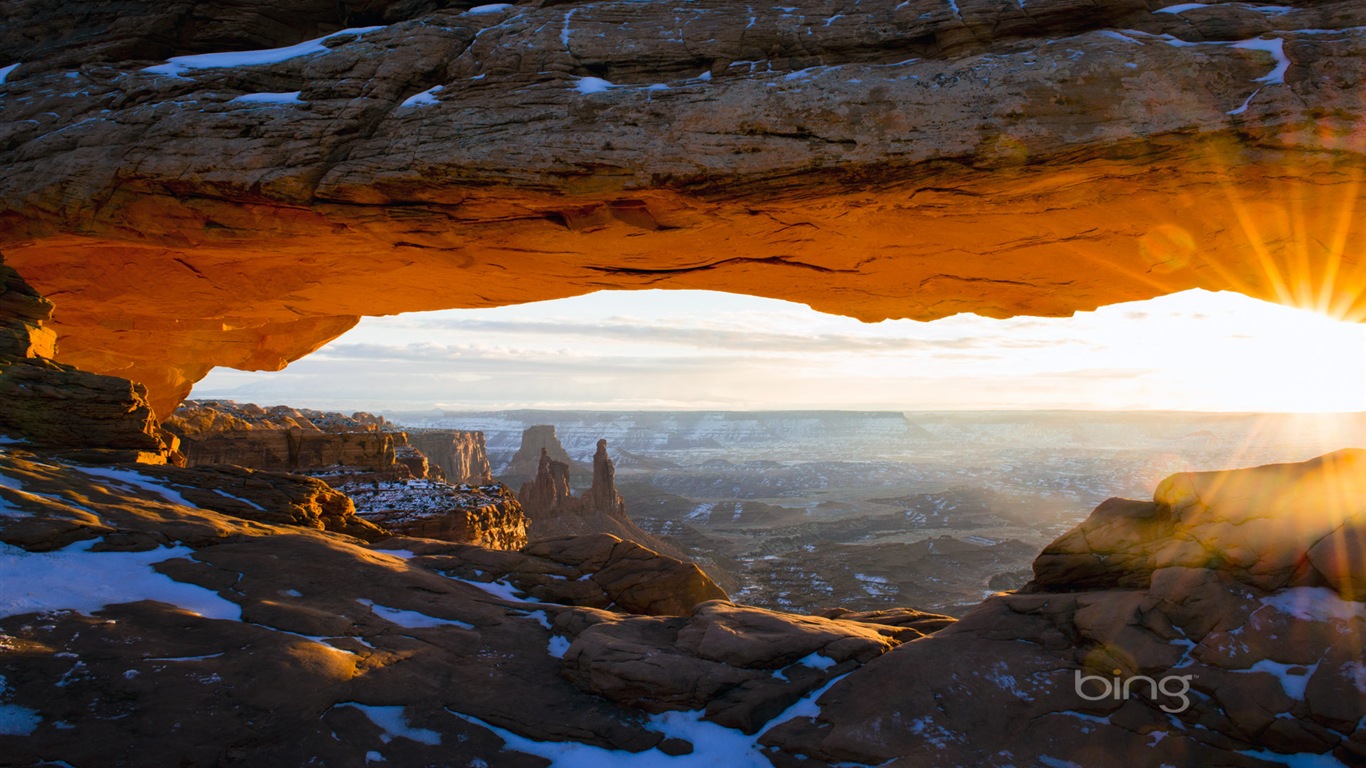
left=1, top=0, right=1363, bottom=414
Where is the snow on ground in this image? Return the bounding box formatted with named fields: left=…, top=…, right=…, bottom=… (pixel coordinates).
left=574, top=76, right=615, bottom=94
left=1233, top=37, right=1289, bottom=83
left=1262, top=587, right=1366, bottom=622
left=212, top=489, right=265, bottom=510
left=143, top=27, right=384, bottom=75
left=519, top=609, right=553, bottom=630
left=229, top=91, right=303, bottom=105
left=1237, top=749, right=1353, bottom=767
left=400, top=86, right=443, bottom=107
left=796, top=652, right=836, bottom=670
left=465, top=4, right=513, bottom=14
left=0, top=495, right=27, bottom=518
left=0, top=64, right=18, bottom=85
left=0, top=539, right=241, bottom=621
left=447, top=708, right=773, bottom=768
left=357, top=598, right=474, bottom=629
left=547, top=636, right=571, bottom=658
left=1236, top=659, right=1316, bottom=700
left=1154, top=3, right=1208, bottom=13
left=0, top=675, right=40, bottom=736
left=73, top=466, right=201, bottom=509
left=339, top=704, right=442, bottom=746
left=339, top=480, right=508, bottom=525
left=446, top=577, right=537, bottom=603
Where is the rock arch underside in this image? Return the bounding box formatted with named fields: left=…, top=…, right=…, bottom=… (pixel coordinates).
left=0, top=0, right=1364, bottom=415
left=5, top=2, right=1366, bottom=768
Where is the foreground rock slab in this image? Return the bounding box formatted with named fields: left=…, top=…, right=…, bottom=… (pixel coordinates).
left=0, top=447, right=933, bottom=766
left=762, top=449, right=1366, bottom=766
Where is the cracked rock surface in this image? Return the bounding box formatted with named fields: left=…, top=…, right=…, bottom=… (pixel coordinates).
left=0, top=0, right=1363, bottom=413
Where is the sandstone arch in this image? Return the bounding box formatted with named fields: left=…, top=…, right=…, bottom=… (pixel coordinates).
left=1, top=0, right=1363, bottom=415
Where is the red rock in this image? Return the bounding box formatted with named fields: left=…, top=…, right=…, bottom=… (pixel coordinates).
left=406, top=430, right=492, bottom=485
left=1, top=2, right=1364, bottom=413
left=0, top=257, right=181, bottom=460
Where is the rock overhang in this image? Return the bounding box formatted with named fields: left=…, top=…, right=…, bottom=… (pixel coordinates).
left=0, top=0, right=1364, bottom=416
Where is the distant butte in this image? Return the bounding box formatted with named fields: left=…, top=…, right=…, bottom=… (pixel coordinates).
left=1, top=0, right=1364, bottom=414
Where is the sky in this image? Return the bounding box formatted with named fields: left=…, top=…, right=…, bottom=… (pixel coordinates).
left=191, top=288, right=1366, bottom=413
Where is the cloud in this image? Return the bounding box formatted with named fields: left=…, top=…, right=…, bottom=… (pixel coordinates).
left=406, top=318, right=976, bottom=352
left=192, top=288, right=1366, bottom=413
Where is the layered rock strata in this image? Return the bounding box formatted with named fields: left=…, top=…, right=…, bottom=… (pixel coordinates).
left=165, top=400, right=402, bottom=472
left=1, top=0, right=1364, bottom=412
left=406, top=429, right=492, bottom=485
left=339, top=480, right=527, bottom=550
left=517, top=448, right=574, bottom=514
left=0, top=258, right=180, bottom=462
left=165, top=400, right=530, bottom=548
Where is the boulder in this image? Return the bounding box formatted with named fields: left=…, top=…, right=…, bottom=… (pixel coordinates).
left=763, top=450, right=1366, bottom=767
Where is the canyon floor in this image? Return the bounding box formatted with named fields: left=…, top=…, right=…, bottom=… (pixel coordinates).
left=405, top=409, right=1366, bottom=616
left=4, top=410, right=1366, bottom=766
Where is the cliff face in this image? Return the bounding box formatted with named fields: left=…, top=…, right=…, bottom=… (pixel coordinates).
left=341, top=480, right=527, bottom=550
left=406, top=429, right=492, bottom=485
left=178, top=430, right=399, bottom=471
left=1, top=0, right=1364, bottom=413
left=165, top=400, right=400, bottom=472
left=0, top=257, right=180, bottom=462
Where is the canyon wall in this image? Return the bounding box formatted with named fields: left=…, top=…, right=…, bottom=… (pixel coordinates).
left=406, top=429, right=493, bottom=485
left=342, top=480, right=527, bottom=550
left=165, top=402, right=401, bottom=472
left=0, top=0, right=1363, bottom=413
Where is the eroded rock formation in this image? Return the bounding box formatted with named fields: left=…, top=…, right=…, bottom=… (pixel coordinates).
left=340, top=480, right=528, bottom=550
left=166, top=401, right=402, bottom=472
left=504, top=425, right=582, bottom=487
left=516, top=437, right=685, bottom=562
left=0, top=258, right=180, bottom=462
left=761, top=450, right=1366, bottom=766
left=517, top=448, right=574, bottom=514
left=163, top=400, right=531, bottom=548
left=518, top=439, right=625, bottom=519
left=406, top=429, right=492, bottom=485
left=392, top=532, right=729, bottom=616
left=559, top=600, right=951, bottom=734
left=2, top=0, right=1363, bottom=413
left=583, top=438, right=628, bottom=519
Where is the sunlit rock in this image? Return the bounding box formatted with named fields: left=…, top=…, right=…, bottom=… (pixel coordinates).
left=1, top=0, right=1364, bottom=413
